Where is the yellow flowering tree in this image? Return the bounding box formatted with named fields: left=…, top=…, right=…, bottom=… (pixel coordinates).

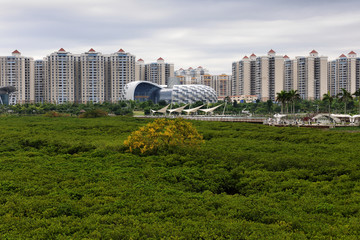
left=124, top=118, right=204, bottom=155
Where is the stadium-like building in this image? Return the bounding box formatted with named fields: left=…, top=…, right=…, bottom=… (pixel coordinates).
left=122, top=81, right=217, bottom=104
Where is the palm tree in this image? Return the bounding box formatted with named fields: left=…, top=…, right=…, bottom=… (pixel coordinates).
left=276, top=90, right=288, bottom=114
left=288, top=89, right=300, bottom=115
left=337, top=88, right=353, bottom=114
left=353, top=89, right=360, bottom=114
left=322, top=91, right=334, bottom=117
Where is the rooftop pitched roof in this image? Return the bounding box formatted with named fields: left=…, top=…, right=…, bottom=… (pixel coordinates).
left=283, top=55, right=289, bottom=59
left=243, top=56, right=249, bottom=59
left=339, top=54, right=347, bottom=58
left=250, top=53, right=256, bottom=57
left=88, top=48, right=95, bottom=52
left=12, top=50, right=20, bottom=54
left=118, top=49, right=125, bottom=53
left=268, top=49, right=275, bottom=53
left=310, top=49, right=318, bottom=54
left=137, top=58, right=144, bottom=61
left=349, top=51, right=356, bottom=55
left=59, top=48, right=66, bottom=52
left=158, top=57, right=164, bottom=61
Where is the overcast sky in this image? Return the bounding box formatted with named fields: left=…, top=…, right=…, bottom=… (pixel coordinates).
left=0, top=0, right=359, bottom=74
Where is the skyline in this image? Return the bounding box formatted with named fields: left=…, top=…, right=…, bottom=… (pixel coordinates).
left=1, top=0, right=360, bottom=74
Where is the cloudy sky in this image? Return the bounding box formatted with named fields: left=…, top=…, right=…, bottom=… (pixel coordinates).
left=0, top=0, right=359, bottom=74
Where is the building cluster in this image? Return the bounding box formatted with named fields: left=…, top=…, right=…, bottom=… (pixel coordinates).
left=1, top=48, right=360, bottom=105
left=232, top=50, right=360, bottom=101
left=0, top=48, right=174, bottom=104
left=174, top=66, right=232, bottom=99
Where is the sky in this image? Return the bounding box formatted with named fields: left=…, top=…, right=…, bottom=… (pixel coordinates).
left=0, top=0, right=359, bottom=74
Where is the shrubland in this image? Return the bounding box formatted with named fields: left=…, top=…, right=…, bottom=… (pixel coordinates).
left=0, top=116, right=360, bottom=239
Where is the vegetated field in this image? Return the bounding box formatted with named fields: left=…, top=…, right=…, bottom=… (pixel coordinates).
left=1, top=116, right=360, bottom=239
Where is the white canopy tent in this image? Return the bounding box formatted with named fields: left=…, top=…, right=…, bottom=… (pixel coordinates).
left=274, top=113, right=287, bottom=124
left=167, top=104, right=189, bottom=114
left=183, top=105, right=204, bottom=115
left=150, top=104, right=170, bottom=115
left=199, top=104, right=223, bottom=115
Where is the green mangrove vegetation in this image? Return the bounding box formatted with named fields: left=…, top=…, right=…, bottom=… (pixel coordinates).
left=0, top=116, right=360, bottom=239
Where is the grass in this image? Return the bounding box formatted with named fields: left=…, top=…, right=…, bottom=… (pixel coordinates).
left=0, top=116, right=360, bottom=239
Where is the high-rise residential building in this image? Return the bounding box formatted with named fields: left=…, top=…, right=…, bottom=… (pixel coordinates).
left=109, top=49, right=135, bottom=103
left=231, top=54, right=255, bottom=96
left=135, top=58, right=146, bottom=81
left=80, top=48, right=106, bottom=103
left=0, top=50, right=34, bottom=104
left=34, top=60, right=45, bottom=103
left=295, top=50, right=328, bottom=100
left=254, top=50, right=285, bottom=101
left=200, top=74, right=232, bottom=98
left=328, top=51, right=359, bottom=96
left=44, top=48, right=80, bottom=104
left=145, top=58, right=174, bottom=86
left=283, top=55, right=295, bottom=92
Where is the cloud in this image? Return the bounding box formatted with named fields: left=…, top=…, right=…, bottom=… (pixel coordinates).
left=0, top=0, right=359, bottom=74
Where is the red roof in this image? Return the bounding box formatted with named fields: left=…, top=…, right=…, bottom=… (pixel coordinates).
left=339, top=54, right=347, bottom=58
left=158, top=57, right=164, bottom=61
left=88, top=48, right=95, bottom=52
left=349, top=51, right=356, bottom=55
left=250, top=53, right=256, bottom=57
left=137, top=58, right=144, bottom=61
left=243, top=56, right=249, bottom=59
left=188, top=67, right=193, bottom=69
left=59, top=48, right=66, bottom=52
left=179, top=68, right=183, bottom=70
left=118, top=49, right=125, bottom=53
left=198, top=66, right=202, bottom=68
left=283, top=55, right=289, bottom=59
left=310, top=50, right=318, bottom=54
left=12, top=50, right=20, bottom=54
left=268, top=49, right=275, bottom=53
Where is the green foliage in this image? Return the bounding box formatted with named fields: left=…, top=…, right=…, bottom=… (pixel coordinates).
left=1, top=116, right=360, bottom=238
left=78, top=109, right=108, bottom=118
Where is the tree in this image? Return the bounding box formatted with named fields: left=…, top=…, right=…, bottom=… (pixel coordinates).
left=288, top=89, right=300, bottom=115
left=322, top=91, right=334, bottom=117
left=353, top=89, right=360, bottom=114
left=276, top=90, right=288, bottom=114
left=266, top=100, right=273, bottom=114
left=124, top=118, right=204, bottom=155
left=337, top=88, right=353, bottom=114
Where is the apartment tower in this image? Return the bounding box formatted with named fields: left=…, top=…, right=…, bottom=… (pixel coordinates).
left=328, top=51, right=359, bottom=96
left=0, top=50, right=34, bottom=104
left=80, top=48, right=106, bottom=103
left=109, top=49, right=135, bottom=102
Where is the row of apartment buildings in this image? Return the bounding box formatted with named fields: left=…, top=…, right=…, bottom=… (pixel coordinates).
left=1, top=48, right=360, bottom=105
left=232, top=50, right=360, bottom=101
left=0, top=48, right=174, bottom=104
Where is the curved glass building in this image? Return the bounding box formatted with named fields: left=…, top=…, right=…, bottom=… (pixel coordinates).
left=122, top=81, right=217, bottom=104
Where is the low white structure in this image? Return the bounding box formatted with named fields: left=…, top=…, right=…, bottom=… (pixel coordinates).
left=183, top=105, right=204, bottom=115
left=150, top=104, right=170, bottom=115
left=274, top=113, right=286, bottom=124
left=168, top=104, right=189, bottom=114
left=199, top=104, right=223, bottom=115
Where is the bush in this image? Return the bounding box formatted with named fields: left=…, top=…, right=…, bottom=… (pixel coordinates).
left=43, top=111, right=70, bottom=117
left=78, top=109, right=108, bottom=118
left=124, top=118, right=204, bottom=155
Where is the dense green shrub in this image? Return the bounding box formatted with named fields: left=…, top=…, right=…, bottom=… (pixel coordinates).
left=78, top=109, right=108, bottom=118
left=0, top=116, right=360, bottom=238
